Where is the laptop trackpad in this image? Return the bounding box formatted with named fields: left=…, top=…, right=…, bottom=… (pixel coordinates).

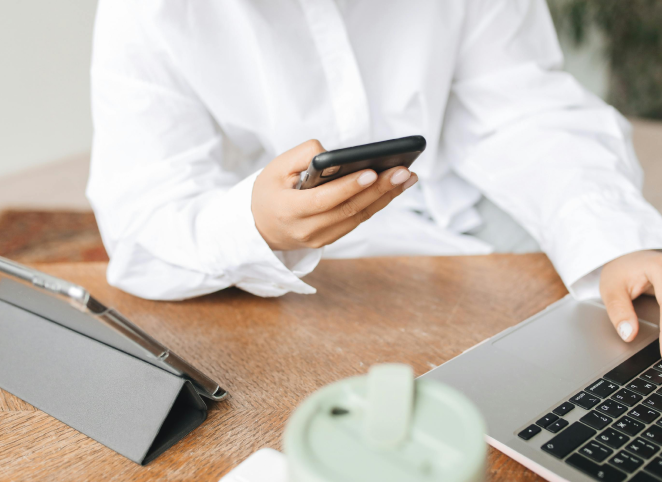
left=493, top=301, right=659, bottom=383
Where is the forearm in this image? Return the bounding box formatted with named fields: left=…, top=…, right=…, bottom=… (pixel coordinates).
left=90, top=169, right=320, bottom=300
left=452, top=95, right=662, bottom=296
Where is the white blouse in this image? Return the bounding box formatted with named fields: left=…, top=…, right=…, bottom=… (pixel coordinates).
left=88, top=0, right=662, bottom=300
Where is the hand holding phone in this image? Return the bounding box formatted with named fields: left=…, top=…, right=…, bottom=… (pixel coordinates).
left=251, top=138, right=421, bottom=251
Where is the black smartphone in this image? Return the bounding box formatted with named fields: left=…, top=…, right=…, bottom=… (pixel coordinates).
left=295, top=135, right=426, bottom=190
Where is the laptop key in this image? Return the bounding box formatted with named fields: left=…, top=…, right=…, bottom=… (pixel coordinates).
left=629, top=406, right=661, bottom=424
left=641, top=425, right=662, bottom=446
left=604, top=341, right=661, bottom=385
left=643, top=393, right=662, bottom=410
left=588, top=379, right=620, bottom=398
left=566, top=453, right=626, bottom=482
left=582, top=411, right=614, bottom=430
left=553, top=401, right=575, bottom=417
left=641, top=369, right=662, bottom=385
left=626, top=438, right=661, bottom=459
left=571, top=391, right=601, bottom=410
left=547, top=418, right=569, bottom=433
left=613, top=416, right=645, bottom=436
left=642, top=393, right=662, bottom=410
left=628, top=379, right=657, bottom=396
left=597, top=428, right=630, bottom=449
left=580, top=440, right=613, bottom=462
left=609, top=450, right=644, bottom=473
left=541, top=421, right=596, bottom=458
left=518, top=424, right=541, bottom=441
left=612, top=388, right=644, bottom=407
left=596, top=400, right=627, bottom=418
left=536, top=413, right=559, bottom=429
left=644, top=457, right=662, bottom=478
left=630, top=472, right=659, bottom=482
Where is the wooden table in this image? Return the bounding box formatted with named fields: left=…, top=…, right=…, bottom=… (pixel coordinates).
left=0, top=254, right=568, bottom=481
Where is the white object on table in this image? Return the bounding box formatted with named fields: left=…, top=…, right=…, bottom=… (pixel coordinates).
left=220, top=448, right=288, bottom=482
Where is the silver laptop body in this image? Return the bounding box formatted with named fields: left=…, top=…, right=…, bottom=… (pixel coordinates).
left=423, top=295, right=661, bottom=482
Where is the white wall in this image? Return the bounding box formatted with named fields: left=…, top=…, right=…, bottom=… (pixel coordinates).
left=0, top=0, right=98, bottom=178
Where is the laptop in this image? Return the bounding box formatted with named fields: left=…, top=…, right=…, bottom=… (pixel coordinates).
left=423, top=294, right=661, bottom=482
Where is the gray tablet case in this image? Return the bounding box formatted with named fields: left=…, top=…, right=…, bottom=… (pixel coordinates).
left=0, top=276, right=219, bottom=465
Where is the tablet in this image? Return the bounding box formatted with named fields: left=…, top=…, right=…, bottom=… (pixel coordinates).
left=0, top=256, right=227, bottom=400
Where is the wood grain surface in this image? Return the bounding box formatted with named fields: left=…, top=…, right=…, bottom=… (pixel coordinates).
left=0, top=254, right=568, bottom=481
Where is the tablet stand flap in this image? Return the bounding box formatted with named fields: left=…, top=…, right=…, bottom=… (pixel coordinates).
left=0, top=299, right=208, bottom=465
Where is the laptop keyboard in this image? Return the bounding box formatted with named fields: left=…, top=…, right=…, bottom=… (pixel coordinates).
left=518, top=340, right=662, bottom=482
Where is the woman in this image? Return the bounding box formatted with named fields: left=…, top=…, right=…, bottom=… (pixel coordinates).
left=88, top=0, right=662, bottom=345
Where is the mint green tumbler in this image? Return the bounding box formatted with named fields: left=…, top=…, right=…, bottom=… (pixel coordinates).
left=284, top=364, right=487, bottom=482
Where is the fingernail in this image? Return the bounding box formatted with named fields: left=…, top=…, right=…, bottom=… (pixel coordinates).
left=402, top=176, right=418, bottom=191
left=357, top=171, right=377, bottom=186
left=390, top=169, right=411, bottom=186
left=618, top=321, right=633, bottom=341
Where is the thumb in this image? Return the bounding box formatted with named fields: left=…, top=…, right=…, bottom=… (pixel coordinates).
left=276, top=139, right=326, bottom=176
left=601, top=280, right=639, bottom=342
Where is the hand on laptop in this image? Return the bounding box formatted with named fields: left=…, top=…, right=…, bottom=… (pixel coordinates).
left=600, top=250, right=662, bottom=346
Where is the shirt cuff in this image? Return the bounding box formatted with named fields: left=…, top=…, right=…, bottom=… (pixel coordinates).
left=542, top=190, right=662, bottom=301
left=195, top=170, right=322, bottom=297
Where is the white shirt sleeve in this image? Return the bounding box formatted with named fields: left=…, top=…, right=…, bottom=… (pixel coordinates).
left=446, top=0, right=662, bottom=300
left=87, top=0, right=320, bottom=300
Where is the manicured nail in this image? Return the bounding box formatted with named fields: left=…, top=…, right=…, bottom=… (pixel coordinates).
left=402, top=176, right=418, bottom=191
left=358, top=171, right=377, bottom=186
left=390, top=169, right=411, bottom=185
left=618, top=321, right=633, bottom=341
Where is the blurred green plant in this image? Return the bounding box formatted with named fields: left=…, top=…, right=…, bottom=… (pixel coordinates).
left=549, top=0, right=662, bottom=119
